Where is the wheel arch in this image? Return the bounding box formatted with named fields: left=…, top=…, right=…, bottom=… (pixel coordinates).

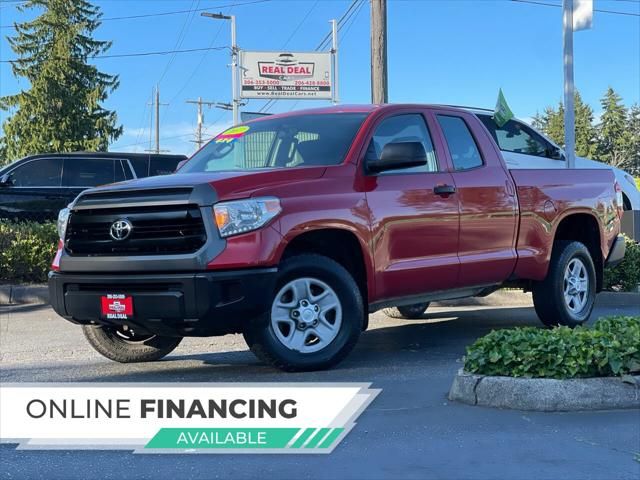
left=552, top=211, right=604, bottom=292
left=277, top=226, right=372, bottom=329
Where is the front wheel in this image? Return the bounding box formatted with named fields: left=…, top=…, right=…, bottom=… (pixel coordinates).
left=383, top=303, right=430, bottom=319
left=82, top=325, right=182, bottom=363
left=243, top=254, right=363, bottom=372
left=532, top=240, right=596, bottom=327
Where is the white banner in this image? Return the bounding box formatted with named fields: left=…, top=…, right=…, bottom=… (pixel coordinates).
left=240, top=51, right=333, bottom=100
left=0, top=383, right=379, bottom=453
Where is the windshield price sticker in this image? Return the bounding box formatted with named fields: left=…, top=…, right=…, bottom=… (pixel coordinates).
left=214, top=126, right=250, bottom=144
left=0, top=383, right=379, bottom=454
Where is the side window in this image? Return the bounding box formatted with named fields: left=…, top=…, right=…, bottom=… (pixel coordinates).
left=436, top=115, right=483, bottom=171
left=367, top=114, right=438, bottom=174
left=10, top=158, right=63, bottom=187
left=478, top=115, right=551, bottom=158
left=150, top=157, right=181, bottom=176
left=114, top=160, right=128, bottom=183
left=128, top=158, right=149, bottom=178
left=62, top=159, right=115, bottom=187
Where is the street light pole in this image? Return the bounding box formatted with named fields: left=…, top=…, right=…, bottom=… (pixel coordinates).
left=202, top=12, right=239, bottom=125
left=562, top=0, right=575, bottom=169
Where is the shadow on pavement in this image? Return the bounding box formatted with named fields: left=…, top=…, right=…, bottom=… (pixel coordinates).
left=1, top=307, right=540, bottom=383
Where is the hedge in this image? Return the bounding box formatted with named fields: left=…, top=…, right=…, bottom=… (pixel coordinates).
left=0, top=221, right=58, bottom=283
left=464, top=316, right=640, bottom=379
left=604, top=235, right=640, bottom=292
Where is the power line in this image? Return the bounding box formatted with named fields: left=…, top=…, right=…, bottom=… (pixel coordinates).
left=0, top=0, right=272, bottom=28
left=156, top=0, right=201, bottom=85
left=261, top=0, right=364, bottom=114
left=316, top=0, right=361, bottom=51
left=282, top=0, right=319, bottom=50
left=0, top=46, right=227, bottom=63
left=511, top=0, right=640, bottom=17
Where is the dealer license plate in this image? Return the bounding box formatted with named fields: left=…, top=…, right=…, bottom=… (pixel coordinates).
left=100, top=294, right=133, bottom=320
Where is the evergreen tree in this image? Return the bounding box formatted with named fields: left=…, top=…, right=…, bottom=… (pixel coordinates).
left=0, top=0, right=122, bottom=162
left=531, top=91, right=597, bottom=158
left=626, top=104, right=640, bottom=175
left=597, top=87, right=632, bottom=171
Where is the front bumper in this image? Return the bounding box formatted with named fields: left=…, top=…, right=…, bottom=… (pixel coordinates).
left=48, top=268, right=277, bottom=337
left=605, top=235, right=626, bottom=268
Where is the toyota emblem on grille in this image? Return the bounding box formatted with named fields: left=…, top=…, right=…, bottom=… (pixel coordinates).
left=110, top=219, right=133, bottom=241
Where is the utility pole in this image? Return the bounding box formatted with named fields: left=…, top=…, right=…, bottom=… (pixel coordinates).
left=202, top=12, right=239, bottom=125
left=146, top=86, right=168, bottom=154
left=186, top=97, right=218, bottom=149
left=562, top=0, right=575, bottom=169
left=370, top=0, right=388, bottom=104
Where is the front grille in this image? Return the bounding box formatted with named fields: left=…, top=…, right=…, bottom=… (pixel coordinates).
left=65, top=205, right=207, bottom=256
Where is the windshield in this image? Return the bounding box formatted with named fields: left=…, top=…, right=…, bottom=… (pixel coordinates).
left=179, top=113, right=368, bottom=173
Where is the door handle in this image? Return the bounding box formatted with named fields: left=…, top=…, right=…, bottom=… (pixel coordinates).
left=434, top=184, right=456, bottom=196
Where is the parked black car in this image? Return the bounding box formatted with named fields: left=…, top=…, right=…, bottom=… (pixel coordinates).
left=0, top=152, right=187, bottom=222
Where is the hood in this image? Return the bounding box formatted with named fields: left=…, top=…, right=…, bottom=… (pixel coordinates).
left=78, top=167, right=327, bottom=203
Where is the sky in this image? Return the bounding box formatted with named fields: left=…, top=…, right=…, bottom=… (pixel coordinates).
left=0, top=0, right=639, bottom=156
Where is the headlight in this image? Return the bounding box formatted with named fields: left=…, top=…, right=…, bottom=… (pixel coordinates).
left=57, top=207, right=70, bottom=240
left=213, top=197, right=281, bottom=238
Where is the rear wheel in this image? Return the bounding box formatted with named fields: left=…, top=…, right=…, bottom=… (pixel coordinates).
left=532, top=241, right=596, bottom=327
left=243, top=254, right=363, bottom=372
left=383, top=303, right=430, bottom=319
left=82, top=325, right=182, bottom=363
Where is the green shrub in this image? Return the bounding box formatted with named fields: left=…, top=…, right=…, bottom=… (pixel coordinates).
left=0, top=221, right=58, bottom=283
left=464, top=316, right=640, bottom=379
left=604, top=235, right=640, bottom=292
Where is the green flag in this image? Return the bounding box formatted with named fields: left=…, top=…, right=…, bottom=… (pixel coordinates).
left=493, top=89, right=514, bottom=127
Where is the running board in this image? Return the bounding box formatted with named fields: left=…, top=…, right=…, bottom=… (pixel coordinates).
left=368, top=284, right=500, bottom=313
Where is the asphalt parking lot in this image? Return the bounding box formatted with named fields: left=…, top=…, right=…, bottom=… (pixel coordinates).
left=1, top=302, right=639, bottom=480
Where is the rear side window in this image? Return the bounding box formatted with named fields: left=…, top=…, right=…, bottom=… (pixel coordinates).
left=437, top=115, right=483, bottom=171
left=128, top=157, right=150, bottom=177
left=10, top=158, right=63, bottom=187
left=478, top=115, right=549, bottom=157
left=150, top=157, right=181, bottom=175
left=62, top=159, right=116, bottom=187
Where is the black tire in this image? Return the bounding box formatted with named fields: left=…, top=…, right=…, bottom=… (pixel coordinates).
left=243, top=254, right=363, bottom=372
left=82, top=325, right=182, bottom=363
left=532, top=240, right=596, bottom=327
left=383, top=303, right=430, bottom=319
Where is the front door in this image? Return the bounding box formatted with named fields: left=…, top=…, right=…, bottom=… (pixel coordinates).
left=363, top=112, right=460, bottom=301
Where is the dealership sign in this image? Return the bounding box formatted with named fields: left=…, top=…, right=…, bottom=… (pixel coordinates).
left=0, top=383, right=379, bottom=453
left=240, top=51, right=333, bottom=100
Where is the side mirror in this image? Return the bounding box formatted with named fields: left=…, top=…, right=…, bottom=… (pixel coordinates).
left=548, top=146, right=565, bottom=160
left=367, top=142, right=427, bottom=174
left=0, top=173, right=13, bottom=187
left=175, top=159, right=188, bottom=172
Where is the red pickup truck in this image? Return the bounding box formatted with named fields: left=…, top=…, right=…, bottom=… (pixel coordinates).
left=49, top=105, right=625, bottom=371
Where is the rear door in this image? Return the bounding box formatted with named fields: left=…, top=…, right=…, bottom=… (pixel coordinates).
left=364, top=111, right=460, bottom=300
left=0, top=157, right=65, bottom=222
left=434, top=111, right=518, bottom=287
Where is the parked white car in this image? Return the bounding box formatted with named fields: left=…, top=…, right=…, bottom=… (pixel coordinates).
left=467, top=108, right=640, bottom=241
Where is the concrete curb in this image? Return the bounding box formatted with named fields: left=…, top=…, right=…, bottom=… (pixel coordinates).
left=1, top=284, right=638, bottom=308
left=449, top=369, right=640, bottom=411
left=0, top=284, right=49, bottom=305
